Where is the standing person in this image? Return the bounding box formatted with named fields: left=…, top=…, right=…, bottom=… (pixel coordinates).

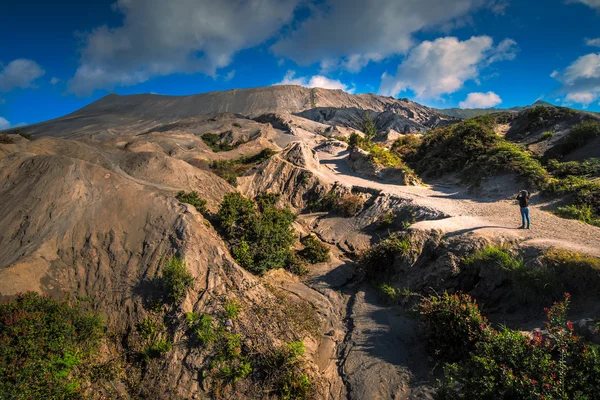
left=516, top=190, right=531, bottom=229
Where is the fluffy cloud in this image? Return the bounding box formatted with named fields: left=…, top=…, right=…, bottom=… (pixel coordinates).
left=459, top=91, right=502, bottom=108
left=275, top=70, right=354, bottom=92
left=586, top=38, right=600, bottom=47
left=68, top=0, right=299, bottom=96
left=0, top=117, right=10, bottom=130
left=568, top=0, right=600, bottom=10
left=50, top=77, right=60, bottom=85
left=379, top=36, right=517, bottom=98
left=0, top=59, right=45, bottom=92
left=272, top=0, right=488, bottom=71
left=552, top=53, right=600, bottom=106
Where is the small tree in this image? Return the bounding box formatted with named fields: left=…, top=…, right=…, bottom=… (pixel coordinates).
left=161, top=256, right=195, bottom=304
left=361, top=112, right=377, bottom=143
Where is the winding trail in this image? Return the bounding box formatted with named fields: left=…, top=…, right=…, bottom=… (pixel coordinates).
left=313, top=147, right=600, bottom=257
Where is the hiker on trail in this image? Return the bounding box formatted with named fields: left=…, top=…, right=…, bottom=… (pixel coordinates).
left=516, top=189, right=531, bottom=229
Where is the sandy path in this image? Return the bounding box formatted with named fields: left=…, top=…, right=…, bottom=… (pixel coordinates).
left=313, top=146, right=600, bottom=257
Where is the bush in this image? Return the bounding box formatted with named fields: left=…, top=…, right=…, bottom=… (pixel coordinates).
left=543, top=249, right=600, bottom=295
left=218, top=192, right=297, bottom=275
left=437, top=294, right=600, bottom=399
left=547, top=158, right=600, bottom=178
left=359, top=233, right=411, bottom=280
left=463, top=245, right=523, bottom=271
left=224, top=299, right=242, bottom=319
left=256, top=341, right=311, bottom=400
left=210, top=148, right=276, bottom=185
left=299, top=235, right=330, bottom=264
left=0, top=133, right=15, bottom=144
left=232, top=122, right=242, bottom=128
left=201, top=132, right=239, bottom=152
left=361, top=112, right=377, bottom=142
left=555, top=204, right=600, bottom=227
left=541, top=131, right=553, bottom=140
left=391, top=134, right=422, bottom=158
left=552, top=121, right=600, bottom=156
left=186, top=312, right=216, bottom=345
left=0, top=292, right=104, bottom=399
left=316, top=190, right=365, bottom=216
left=545, top=176, right=600, bottom=225
left=176, top=191, right=208, bottom=215
left=419, top=292, right=489, bottom=362
left=160, top=256, right=195, bottom=304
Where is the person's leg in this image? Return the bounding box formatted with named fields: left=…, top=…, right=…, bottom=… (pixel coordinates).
left=520, top=207, right=526, bottom=228
left=525, top=207, right=531, bottom=229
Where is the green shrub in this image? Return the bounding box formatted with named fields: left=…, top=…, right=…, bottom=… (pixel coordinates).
left=257, top=341, right=311, bottom=400
left=224, top=299, right=242, bottom=319
left=218, top=192, right=297, bottom=275
left=160, top=256, right=195, bottom=304
left=186, top=313, right=217, bottom=345
left=361, top=112, right=377, bottom=142
left=543, top=249, right=600, bottom=295
left=552, top=121, right=600, bottom=156
left=411, top=118, right=549, bottom=188
left=232, top=122, right=242, bottom=128
left=0, top=133, right=14, bottom=144
left=210, top=148, right=276, bottom=185
left=547, top=158, right=600, bottom=178
left=201, top=132, right=240, bottom=152
left=137, top=316, right=160, bottom=339
left=419, top=292, right=489, bottom=362
left=436, top=294, right=600, bottom=399
left=348, top=132, right=362, bottom=148
left=140, top=336, right=172, bottom=359
left=285, top=253, right=309, bottom=276
left=463, top=245, right=523, bottom=271
left=359, top=233, right=411, bottom=280
left=299, top=235, right=330, bottom=264
left=555, top=204, right=600, bottom=227
left=545, top=177, right=600, bottom=225
left=378, top=284, right=400, bottom=305
left=391, top=134, right=422, bottom=158
left=176, top=191, right=208, bottom=215
left=317, top=190, right=365, bottom=216
left=541, top=131, right=553, bottom=140
left=0, top=292, right=104, bottom=399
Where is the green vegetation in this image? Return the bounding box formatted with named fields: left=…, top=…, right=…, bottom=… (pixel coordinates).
left=224, top=299, right=242, bottom=319
left=176, top=191, right=208, bottom=215
left=310, top=189, right=365, bottom=216
left=201, top=132, right=240, bottom=152
left=541, top=131, right=553, bottom=140
left=298, top=235, right=330, bottom=264
left=551, top=120, right=600, bottom=157
left=547, top=158, right=600, bottom=178
left=524, top=105, right=576, bottom=131
left=409, top=116, right=549, bottom=188
left=555, top=204, right=600, bottom=227
left=257, top=341, right=312, bottom=400
left=160, top=256, right=195, bottom=304
left=0, top=133, right=14, bottom=144
left=390, top=134, right=421, bottom=158
left=361, top=112, right=377, bottom=142
left=137, top=317, right=173, bottom=361
left=210, top=148, right=276, bottom=185
left=218, top=192, right=297, bottom=275
left=420, top=292, right=489, bottom=362
left=432, top=293, right=600, bottom=399
left=359, top=233, right=411, bottom=280
left=544, top=175, right=600, bottom=226
left=0, top=292, right=104, bottom=399
left=232, top=122, right=242, bottom=128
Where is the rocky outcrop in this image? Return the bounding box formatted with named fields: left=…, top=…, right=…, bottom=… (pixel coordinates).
left=238, top=141, right=331, bottom=210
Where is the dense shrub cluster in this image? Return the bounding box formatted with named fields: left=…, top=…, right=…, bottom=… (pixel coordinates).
left=299, top=235, right=330, bottom=264
left=547, top=158, right=600, bottom=178
left=0, top=292, right=104, bottom=399
left=136, top=316, right=172, bottom=360
left=551, top=121, right=600, bottom=157
left=218, top=192, right=297, bottom=275
left=314, top=189, right=365, bottom=216
left=407, top=117, right=549, bottom=188
left=359, top=233, right=411, bottom=280
left=0, top=133, right=15, bottom=144
left=544, top=176, right=600, bottom=226
left=160, top=256, right=195, bottom=304
left=210, top=148, right=276, bottom=185
left=201, top=132, right=241, bottom=152
left=176, top=190, right=208, bottom=215
left=433, top=293, right=600, bottom=399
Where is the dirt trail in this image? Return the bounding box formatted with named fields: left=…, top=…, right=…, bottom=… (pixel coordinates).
left=314, top=147, right=600, bottom=257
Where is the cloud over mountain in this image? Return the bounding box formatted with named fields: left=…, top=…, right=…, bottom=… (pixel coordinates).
left=274, top=70, right=354, bottom=93
left=68, top=0, right=298, bottom=96
left=459, top=91, right=502, bottom=108
left=379, top=36, right=517, bottom=98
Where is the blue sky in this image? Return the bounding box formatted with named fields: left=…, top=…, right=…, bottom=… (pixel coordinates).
left=1, top=0, right=600, bottom=128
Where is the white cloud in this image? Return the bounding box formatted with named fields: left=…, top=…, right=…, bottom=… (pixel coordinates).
left=567, top=0, right=600, bottom=10
left=275, top=70, right=354, bottom=93
left=68, top=0, right=299, bottom=96
left=272, top=0, right=489, bottom=72
left=379, top=36, right=517, bottom=98
left=551, top=52, right=600, bottom=106
left=223, top=70, right=235, bottom=82
left=459, top=91, right=502, bottom=108
left=586, top=38, right=600, bottom=47
left=0, top=59, right=45, bottom=92
left=0, top=117, right=10, bottom=130
left=0, top=97, right=5, bottom=104
left=50, top=77, right=60, bottom=85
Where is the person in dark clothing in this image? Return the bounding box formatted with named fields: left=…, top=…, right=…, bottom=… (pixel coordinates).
left=516, top=190, right=531, bottom=229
